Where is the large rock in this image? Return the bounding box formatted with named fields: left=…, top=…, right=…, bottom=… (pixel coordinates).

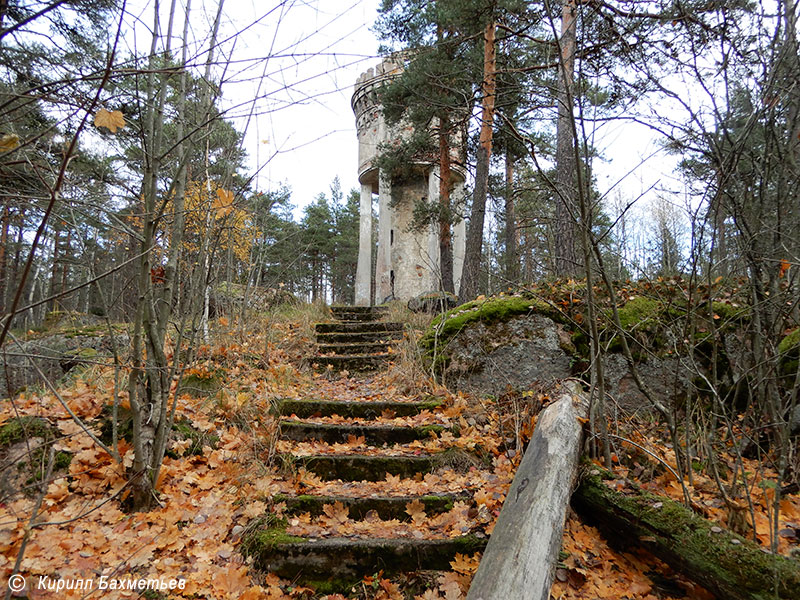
left=1, top=327, right=128, bottom=396
left=439, top=314, right=574, bottom=397
left=602, top=353, right=689, bottom=414
left=210, top=283, right=299, bottom=316
left=408, top=291, right=458, bottom=314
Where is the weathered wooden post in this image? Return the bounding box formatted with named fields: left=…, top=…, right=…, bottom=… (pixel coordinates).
left=467, top=380, right=589, bottom=600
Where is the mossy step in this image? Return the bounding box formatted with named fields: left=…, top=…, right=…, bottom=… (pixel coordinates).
left=271, top=493, right=467, bottom=520
left=315, top=331, right=404, bottom=344
left=283, top=453, right=438, bottom=481
left=315, top=322, right=403, bottom=334
left=279, top=420, right=445, bottom=445
left=273, top=399, right=442, bottom=419
left=313, top=354, right=392, bottom=371
left=317, top=341, right=392, bottom=355
left=243, top=535, right=487, bottom=590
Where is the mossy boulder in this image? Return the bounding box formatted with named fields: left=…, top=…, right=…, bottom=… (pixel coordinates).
left=778, top=328, right=800, bottom=378
left=0, top=417, right=71, bottom=501
left=420, top=296, right=574, bottom=396
left=211, top=282, right=300, bottom=317
left=599, top=296, right=685, bottom=355
left=408, top=290, right=458, bottom=313
left=0, top=416, right=53, bottom=448
left=1, top=321, right=128, bottom=397
left=602, top=353, right=689, bottom=414
left=420, top=295, right=565, bottom=353
left=179, top=367, right=224, bottom=397
left=710, top=301, right=749, bottom=324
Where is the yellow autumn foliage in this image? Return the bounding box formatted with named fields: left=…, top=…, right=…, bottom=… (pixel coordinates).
left=183, top=180, right=252, bottom=263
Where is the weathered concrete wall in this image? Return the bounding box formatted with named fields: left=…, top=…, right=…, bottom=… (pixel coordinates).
left=390, top=177, right=437, bottom=300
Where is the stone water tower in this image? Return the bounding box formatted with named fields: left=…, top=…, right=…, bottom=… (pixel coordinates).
left=352, top=58, right=466, bottom=306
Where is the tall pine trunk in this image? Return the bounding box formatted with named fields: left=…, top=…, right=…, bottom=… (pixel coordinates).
left=554, top=0, right=579, bottom=277
left=460, top=17, right=496, bottom=301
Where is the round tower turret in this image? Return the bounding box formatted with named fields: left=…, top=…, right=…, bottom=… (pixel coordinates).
left=352, top=58, right=467, bottom=305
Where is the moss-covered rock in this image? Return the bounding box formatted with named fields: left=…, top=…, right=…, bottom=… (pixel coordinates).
left=1, top=321, right=128, bottom=396
left=0, top=417, right=71, bottom=500
left=0, top=417, right=53, bottom=448
left=778, top=328, right=800, bottom=378
left=420, top=295, right=565, bottom=353
left=408, top=290, right=458, bottom=313
left=421, top=297, right=575, bottom=395
left=710, top=301, right=749, bottom=324
left=179, top=368, right=224, bottom=398
left=615, top=296, right=663, bottom=330
left=240, top=516, right=306, bottom=556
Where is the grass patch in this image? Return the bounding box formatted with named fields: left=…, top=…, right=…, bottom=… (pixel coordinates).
left=240, top=514, right=305, bottom=557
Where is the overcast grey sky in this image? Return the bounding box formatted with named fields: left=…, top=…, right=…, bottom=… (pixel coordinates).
left=124, top=0, right=671, bottom=220
left=224, top=0, right=383, bottom=211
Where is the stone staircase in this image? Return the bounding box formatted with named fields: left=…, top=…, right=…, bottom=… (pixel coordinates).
left=313, top=306, right=404, bottom=372
left=246, top=388, right=490, bottom=592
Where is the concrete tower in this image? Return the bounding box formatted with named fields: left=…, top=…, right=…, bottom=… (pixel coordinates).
left=352, top=58, right=467, bottom=306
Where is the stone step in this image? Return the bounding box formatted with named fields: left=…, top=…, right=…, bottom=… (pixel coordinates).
left=315, top=321, right=403, bottom=334
left=330, top=305, right=388, bottom=315
left=330, top=311, right=384, bottom=322
left=279, top=420, right=445, bottom=445
left=273, top=399, right=442, bottom=419
left=271, top=493, right=468, bottom=521
left=243, top=535, right=487, bottom=590
left=317, top=341, right=392, bottom=355
left=313, top=353, right=392, bottom=371
left=315, top=331, right=404, bottom=344
left=283, top=453, right=439, bottom=481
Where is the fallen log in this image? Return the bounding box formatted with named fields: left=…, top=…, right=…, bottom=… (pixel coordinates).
left=573, top=468, right=800, bottom=600
left=466, top=381, right=589, bottom=600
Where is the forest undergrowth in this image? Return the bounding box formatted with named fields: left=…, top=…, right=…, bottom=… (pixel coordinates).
left=0, top=298, right=798, bottom=599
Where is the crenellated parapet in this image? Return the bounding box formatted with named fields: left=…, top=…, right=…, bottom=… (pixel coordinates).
left=352, top=57, right=402, bottom=127
left=352, top=57, right=404, bottom=185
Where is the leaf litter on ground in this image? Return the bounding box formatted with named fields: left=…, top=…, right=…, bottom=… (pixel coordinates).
left=1, top=308, right=797, bottom=600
